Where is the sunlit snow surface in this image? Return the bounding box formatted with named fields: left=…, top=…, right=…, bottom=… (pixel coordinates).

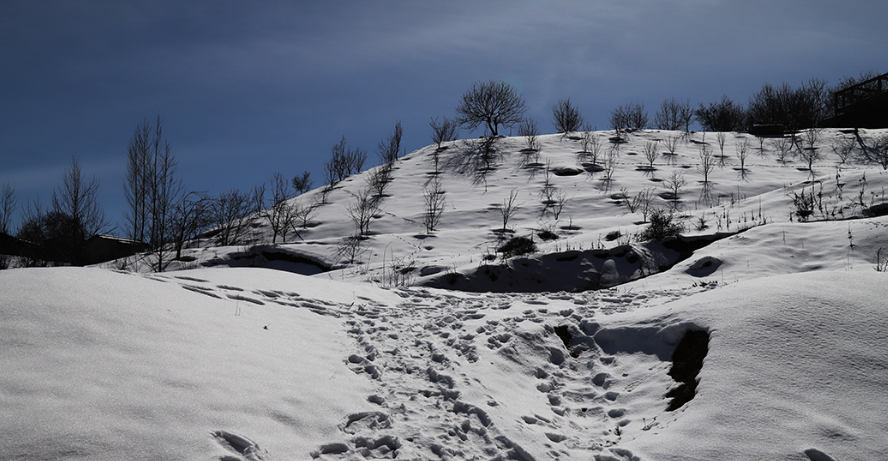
left=3, top=130, right=888, bottom=460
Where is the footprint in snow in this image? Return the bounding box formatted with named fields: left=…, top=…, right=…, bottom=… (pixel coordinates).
left=211, top=430, right=269, bottom=461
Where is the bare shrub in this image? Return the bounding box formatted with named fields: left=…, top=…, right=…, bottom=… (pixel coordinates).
left=423, top=179, right=446, bottom=234
left=1, top=182, right=15, bottom=237
left=695, top=95, right=747, bottom=132
left=550, top=190, right=569, bottom=220
left=430, top=116, right=459, bottom=149
left=292, top=170, right=313, bottom=195
left=655, top=97, right=692, bottom=131
left=625, top=103, right=649, bottom=131
left=663, top=171, right=686, bottom=206
left=552, top=98, right=584, bottom=134
left=539, top=162, right=556, bottom=204
left=324, top=136, right=367, bottom=187
left=346, top=187, right=381, bottom=237
left=871, top=134, right=888, bottom=170
left=643, top=141, right=660, bottom=169
left=772, top=137, right=792, bottom=164
left=292, top=200, right=318, bottom=230
left=609, top=106, right=628, bottom=139
left=262, top=173, right=295, bottom=244
left=716, top=132, right=727, bottom=158
left=582, top=130, right=603, bottom=165
left=170, top=191, right=211, bottom=259
left=735, top=139, right=750, bottom=170
left=697, top=145, right=716, bottom=183
left=603, top=147, right=619, bottom=181
left=518, top=118, right=541, bottom=152
left=213, top=189, right=251, bottom=246
left=831, top=136, right=856, bottom=164
left=622, top=187, right=656, bottom=221
left=799, top=130, right=822, bottom=172
left=497, top=189, right=521, bottom=231
left=367, top=164, right=393, bottom=198
left=0, top=182, right=15, bottom=269
left=803, top=127, right=823, bottom=152
left=377, top=121, right=404, bottom=166
left=335, top=235, right=366, bottom=265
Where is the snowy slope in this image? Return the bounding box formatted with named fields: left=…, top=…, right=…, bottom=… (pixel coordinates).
left=3, top=128, right=888, bottom=460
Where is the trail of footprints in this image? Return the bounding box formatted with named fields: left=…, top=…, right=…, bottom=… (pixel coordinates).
left=326, top=291, right=512, bottom=460
left=314, top=287, right=696, bottom=460
left=155, top=274, right=704, bottom=459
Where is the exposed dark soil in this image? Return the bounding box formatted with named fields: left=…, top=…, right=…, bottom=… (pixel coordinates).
left=666, top=329, right=710, bottom=411
left=553, top=325, right=572, bottom=350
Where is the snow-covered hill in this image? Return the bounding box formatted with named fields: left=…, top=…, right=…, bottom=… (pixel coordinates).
left=3, top=129, right=888, bottom=460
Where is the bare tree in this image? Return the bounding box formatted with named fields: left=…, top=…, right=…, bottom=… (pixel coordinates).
left=626, top=102, right=649, bottom=131
left=292, top=170, right=313, bottom=195
left=148, top=142, right=182, bottom=271
left=497, top=189, right=521, bottom=231
left=803, top=127, right=823, bottom=152
left=123, top=117, right=185, bottom=271
left=602, top=148, right=619, bottom=182
left=291, top=200, right=318, bottom=231
left=663, top=170, right=686, bottom=205
left=262, top=173, right=296, bottom=244
left=170, top=191, right=211, bottom=260
left=735, top=138, right=750, bottom=170
left=716, top=132, right=727, bottom=158
left=124, top=119, right=151, bottom=244
left=518, top=118, right=541, bottom=152
left=800, top=129, right=822, bottom=172
left=584, top=130, right=603, bottom=165
left=324, top=136, right=368, bottom=187
left=871, top=134, right=888, bottom=170
left=663, top=135, right=680, bottom=163
left=212, top=189, right=251, bottom=246
left=455, top=80, right=527, bottom=137
left=772, top=137, right=792, bottom=165
left=0, top=182, right=15, bottom=269
left=367, top=164, right=393, bottom=198
left=335, top=235, right=366, bottom=265
left=643, top=141, right=660, bottom=169
left=539, top=161, right=557, bottom=204
left=831, top=136, right=855, bottom=164
left=430, top=116, right=459, bottom=149
left=609, top=106, right=628, bottom=139
left=679, top=99, right=694, bottom=135
left=552, top=98, right=584, bottom=134
left=610, top=102, right=647, bottom=137
left=0, top=182, right=15, bottom=236
left=377, top=121, right=404, bottom=166
left=695, top=95, right=747, bottom=132
left=550, top=190, right=569, bottom=220
left=698, top=145, right=716, bottom=183
left=347, top=187, right=381, bottom=237
left=622, top=187, right=656, bottom=221
left=654, top=97, right=691, bottom=131
left=422, top=179, right=446, bottom=234
left=51, top=157, right=110, bottom=265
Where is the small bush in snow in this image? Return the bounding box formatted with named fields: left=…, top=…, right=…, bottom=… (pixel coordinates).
left=551, top=98, right=584, bottom=134
left=498, top=236, right=537, bottom=259
left=640, top=209, right=683, bottom=241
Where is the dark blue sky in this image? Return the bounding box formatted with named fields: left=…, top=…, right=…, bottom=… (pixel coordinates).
left=2, top=1, right=885, bottom=232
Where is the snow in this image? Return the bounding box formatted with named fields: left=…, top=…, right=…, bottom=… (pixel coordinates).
left=3, top=129, right=888, bottom=460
